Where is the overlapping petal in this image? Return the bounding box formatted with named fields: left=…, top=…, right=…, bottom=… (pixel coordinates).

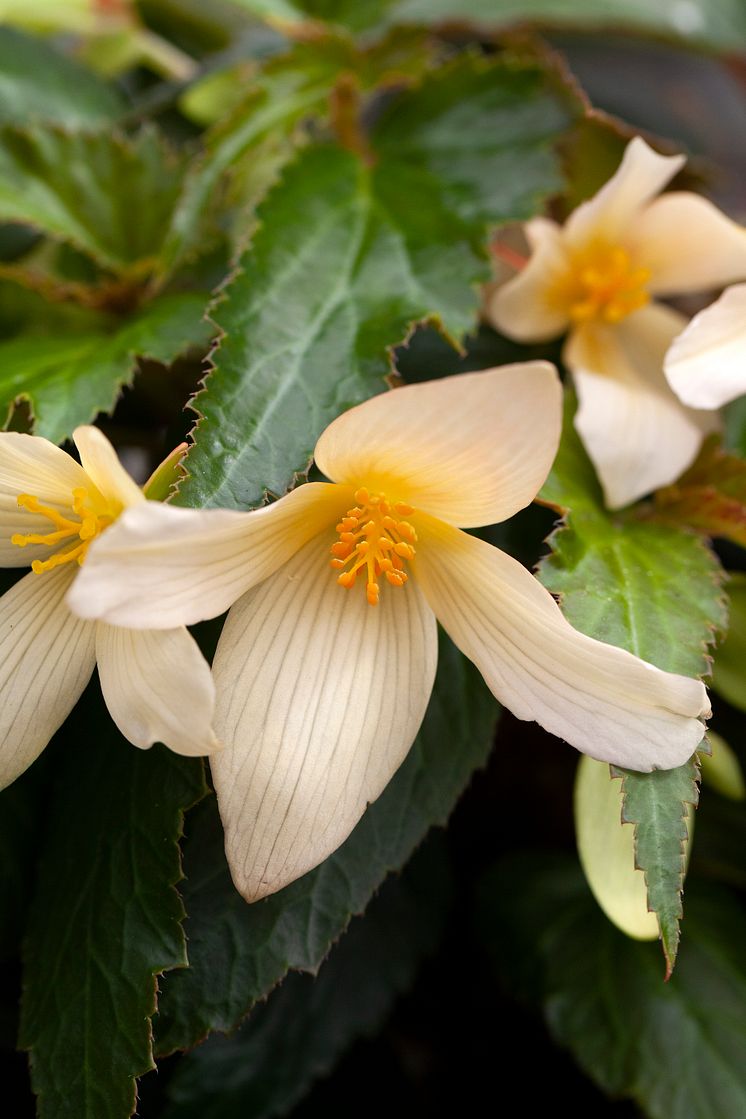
left=628, top=194, right=746, bottom=295
left=0, top=566, right=96, bottom=790
left=413, top=518, right=708, bottom=770
left=96, top=623, right=219, bottom=756
left=564, top=136, right=683, bottom=247
left=567, top=305, right=716, bottom=509
left=73, top=425, right=144, bottom=510
left=487, top=218, right=572, bottom=342
left=210, top=530, right=438, bottom=901
left=314, top=363, right=562, bottom=527
left=67, top=481, right=348, bottom=629
left=664, top=284, right=746, bottom=409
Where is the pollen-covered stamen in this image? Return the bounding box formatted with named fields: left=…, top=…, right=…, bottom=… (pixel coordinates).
left=566, top=245, right=651, bottom=324
left=11, top=488, right=115, bottom=574
left=330, top=487, right=417, bottom=605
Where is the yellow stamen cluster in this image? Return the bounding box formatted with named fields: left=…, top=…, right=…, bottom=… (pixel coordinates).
left=12, top=489, right=114, bottom=573
left=566, top=245, right=651, bottom=324
left=330, top=488, right=417, bottom=606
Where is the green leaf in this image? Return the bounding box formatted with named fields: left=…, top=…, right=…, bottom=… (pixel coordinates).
left=0, top=27, right=125, bottom=128
left=713, top=572, right=746, bottom=712
left=154, top=632, right=497, bottom=1053
left=539, top=395, right=725, bottom=971
left=0, top=752, right=49, bottom=961
left=0, top=125, right=186, bottom=275
left=227, top=0, right=746, bottom=48
left=0, top=293, right=213, bottom=444
left=161, top=44, right=341, bottom=277
left=19, top=696, right=208, bottom=1119
left=177, top=54, right=576, bottom=509
left=481, top=853, right=746, bottom=1119
left=393, top=0, right=746, bottom=50
left=161, top=838, right=449, bottom=1119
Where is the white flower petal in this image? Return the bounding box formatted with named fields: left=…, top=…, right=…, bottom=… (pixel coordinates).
left=564, top=136, right=684, bottom=247
left=0, top=432, right=90, bottom=566
left=314, top=363, right=562, bottom=527
left=0, top=567, right=96, bottom=790
left=567, top=306, right=717, bottom=509
left=628, top=194, right=746, bottom=295
left=664, top=284, right=746, bottom=409
left=73, top=425, right=144, bottom=510
left=96, top=623, right=218, bottom=756
left=575, top=756, right=661, bottom=941
left=210, top=529, right=438, bottom=901
left=67, top=482, right=347, bottom=629
left=413, top=519, right=708, bottom=771
left=487, top=217, right=572, bottom=342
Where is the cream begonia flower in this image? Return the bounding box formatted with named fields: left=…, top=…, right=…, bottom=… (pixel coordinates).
left=68, top=364, right=710, bottom=901
left=487, top=137, right=746, bottom=510
left=664, top=283, right=746, bottom=409
left=0, top=425, right=218, bottom=790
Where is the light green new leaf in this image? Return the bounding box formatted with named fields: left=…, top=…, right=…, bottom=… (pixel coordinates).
left=177, top=54, right=575, bottom=509
left=19, top=695, right=208, bottom=1119
left=539, top=395, right=725, bottom=971
left=0, top=294, right=213, bottom=445
left=0, top=125, right=186, bottom=275
left=154, top=633, right=497, bottom=1054
left=482, top=854, right=746, bottom=1119
left=0, top=27, right=125, bottom=128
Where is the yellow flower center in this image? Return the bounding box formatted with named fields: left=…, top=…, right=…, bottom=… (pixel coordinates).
left=330, top=487, right=417, bottom=606
left=11, top=488, right=115, bottom=574
left=562, top=244, right=651, bottom=324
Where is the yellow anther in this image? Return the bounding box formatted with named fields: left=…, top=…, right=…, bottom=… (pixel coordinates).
left=12, top=487, right=115, bottom=573
left=330, top=487, right=417, bottom=604
left=559, top=243, right=651, bottom=325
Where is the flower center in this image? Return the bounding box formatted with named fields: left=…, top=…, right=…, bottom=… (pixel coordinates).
left=11, top=488, right=115, bottom=574
left=564, top=245, right=651, bottom=324
left=330, top=487, right=417, bottom=606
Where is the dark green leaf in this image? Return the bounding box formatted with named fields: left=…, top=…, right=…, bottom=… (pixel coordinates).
left=713, top=572, right=746, bottom=712
left=394, top=0, right=746, bottom=50
left=0, top=755, right=49, bottom=962
left=0, top=294, right=213, bottom=444
left=539, top=395, right=726, bottom=970
left=177, top=54, right=576, bottom=509
left=162, top=838, right=449, bottom=1118
left=0, top=126, right=186, bottom=275
left=481, top=853, right=746, bottom=1119
left=19, top=698, right=208, bottom=1119
left=154, top=632, right=497, bottom=1053
left=0, top=28, right=125, bottom=129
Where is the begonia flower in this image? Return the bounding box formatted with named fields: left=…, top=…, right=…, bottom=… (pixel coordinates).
left=487, top=137, right=746, bottom=509
left=0, top=425, right=218, bottom=790
left=68, top=364, right=710, bottom=900
left=665, top=283, right=746, bottom=409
